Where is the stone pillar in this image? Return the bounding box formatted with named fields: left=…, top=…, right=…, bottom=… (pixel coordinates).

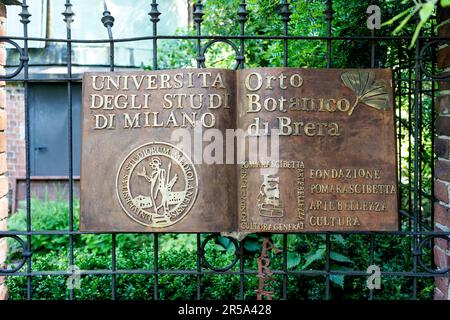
left=434, top=6, right=450, bottom=301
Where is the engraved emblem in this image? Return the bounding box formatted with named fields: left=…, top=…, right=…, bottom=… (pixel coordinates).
left=257, top=174, right=284, bottom=218
left=116, top=142, right=198, bottom=227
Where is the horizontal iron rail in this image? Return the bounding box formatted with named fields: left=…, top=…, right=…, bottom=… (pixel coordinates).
left=1, top=230, right=449, bottom=236
left=1, top=35, right=450, bottom=44
left=1, top=269, right=449, bottom=278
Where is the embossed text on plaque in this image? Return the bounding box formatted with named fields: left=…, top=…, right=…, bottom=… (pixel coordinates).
left=80, top=68, right=398, bottom=232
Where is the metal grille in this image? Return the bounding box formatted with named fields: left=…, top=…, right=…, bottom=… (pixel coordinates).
left=0, top=0, right=449, bottom=300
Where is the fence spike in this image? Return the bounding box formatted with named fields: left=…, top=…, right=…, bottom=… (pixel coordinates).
left=149, top=0, right=161, bottom=24
left=193, top=0, right=204, bottom=24
left=62, top=0, right=75, bottom=26
left=237, top=0, right=248, bottom=24
left=102, top=0, right=115, bottom=31
left=279, top=0, right=291, bottom=23
left=19, top=0, right=31, bottom=25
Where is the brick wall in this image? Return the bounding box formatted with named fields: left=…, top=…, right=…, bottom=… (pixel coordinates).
left=434, top=6, right=450, bottom=301
left=6, top=84, right=25, bottom=183
left=0, top=3, right=8, bottom=301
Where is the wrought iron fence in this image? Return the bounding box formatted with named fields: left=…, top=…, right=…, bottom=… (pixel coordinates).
left=0, top=0, right=449, bottom=300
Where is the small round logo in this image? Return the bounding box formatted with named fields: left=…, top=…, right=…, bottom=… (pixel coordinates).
left=116, top=142, right=198, bottom=227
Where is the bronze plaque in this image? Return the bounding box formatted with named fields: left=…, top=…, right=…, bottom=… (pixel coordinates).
left=80, top=68, right=398, bottom=232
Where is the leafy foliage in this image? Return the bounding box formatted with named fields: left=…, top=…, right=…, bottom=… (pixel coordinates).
left=155, top=0, right=407, bottom=70
left=6, top=198, right=433, bottom=300
left=381, top=0, right=449, bottom=48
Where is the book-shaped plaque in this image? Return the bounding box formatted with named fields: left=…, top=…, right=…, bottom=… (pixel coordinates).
left=80, top=68, right=398, bottom=232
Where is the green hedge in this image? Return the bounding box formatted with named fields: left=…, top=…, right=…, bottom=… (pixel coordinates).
left=5, top=198, right=434, bottom=300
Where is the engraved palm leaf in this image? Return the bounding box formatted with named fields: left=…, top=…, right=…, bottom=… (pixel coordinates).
left=341, top=71, right=390, bottom=115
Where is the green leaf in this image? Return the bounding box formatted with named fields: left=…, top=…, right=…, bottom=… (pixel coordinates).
left=442, top=0, right=450, bottom=7
left=332, top=235, right=346, bottom=245
left=217, top=236, right=231, bottom=249
left=226, top=245, right=236, bottom=255
left=301, top=245, right=325, bottom=269
left=244, top=240, right=261, bottom=252
left=214, top=244, right=226, bottom=252
left=419, top=2, right=434, bottom=22
left=330, top=275, right=345, bottom=289
left=409, top=1, right=436, bottom=49
left=330, top=251, right=354, bottom=264
left=392, top=9, right=418, bottom=35
left=380, top=7, right=413, bottom=27
left=287, top=252, right=301, bottom=269
left=409, top=19, right=426, bottom=49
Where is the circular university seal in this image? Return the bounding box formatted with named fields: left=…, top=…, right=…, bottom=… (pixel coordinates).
left=116, top=142, right=198, bottom=227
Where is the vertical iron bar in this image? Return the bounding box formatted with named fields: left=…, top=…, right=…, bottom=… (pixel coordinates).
left=325, top=234, right=331, bottom=299
left=196, top=233, right=201, bottom=300
left=138, top=0, right=159, bottom=285
left=108, top=39, right=114, bottom=71
left=101, top=1, right=116, bottom=299
left=20, top=0, right=32, bottom=300
left=323, top=0, right=333, bottom=299
left=237, top=0, right=247, bottom=70
left=153, top=233, right=159, bottom=300
left=280, top=0, right=291, bottom=68
left=418, top=72, right=423, bottom=232
left=370, top=29, right=375, bottom=68
left=237, top=1, right=247, bottom=299
left=412, top=38, right=421, bottom=300
left=408, top=59, right=413, bottom=229
left=111, top=234, right=116, bottom=300
left=282, top=234, right=287, bottom=299
left=368, top=235, right=374, bottom=300
left=239, top=239, right=244, bottom=300
left=430, top=45, right=436, bottom=230
left=429, top=33, right=436, bottom=269
left=102, top=1, right=115, bottom=71
left=149, top=0, right=161, bottom=70
left=279, top=1, right=291, bottom=299
left=62, top=0, right=75, bottom=300
left=397, top=46, right=402, bottom=222
left=194, top=1, right=204, bottom=68
left=193, top=3, right=203, bottom=296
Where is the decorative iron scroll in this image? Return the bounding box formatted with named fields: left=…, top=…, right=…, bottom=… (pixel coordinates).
left=419, top=40, right=450, bottom=80
left=417, top=235, right=450, bottom=274
left=200, top=234, right=240, bottom=272
left=0, top=40, right=26, bottom=79
left=0, top=235, right=30, bottom=273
